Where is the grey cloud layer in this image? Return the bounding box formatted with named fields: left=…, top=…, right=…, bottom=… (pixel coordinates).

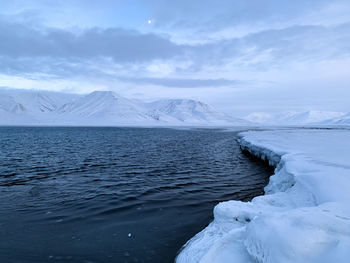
left=34, top=0, right=338, bottom=30
left=148, top=0, right=339, bottom=29
left=0, top=22, right=181, bottom=62
left=1, top=19, right=350, bottom=87
left=119, top=77, right=240, bottom=88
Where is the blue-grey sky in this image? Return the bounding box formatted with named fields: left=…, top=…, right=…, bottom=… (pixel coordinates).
left=1, top=0, right=350, bottom=115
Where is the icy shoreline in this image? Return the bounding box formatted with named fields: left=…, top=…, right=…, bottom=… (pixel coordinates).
left=176, top=128, right=350, bottom=263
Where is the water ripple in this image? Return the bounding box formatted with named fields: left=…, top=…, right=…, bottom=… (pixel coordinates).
left=0, top=127, right=273, bottom=263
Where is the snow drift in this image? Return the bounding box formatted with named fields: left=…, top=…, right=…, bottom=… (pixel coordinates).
left=177, top=128, right=350, bottom=263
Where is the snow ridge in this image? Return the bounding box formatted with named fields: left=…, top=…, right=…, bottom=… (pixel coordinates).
left=177, top=129, right=350, bottom=263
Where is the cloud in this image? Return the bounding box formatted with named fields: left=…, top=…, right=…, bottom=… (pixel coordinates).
left=186, top=23, right=350, bottom=70
left=0, top=1, right=350, bottom=115
left=1, top=19, right=350, bottom=88
left=147, top=0, right=342, bottom=30
left=119, top=77, right=240, bottom=88
left=1, top=19, right=350, bottom=77
left=0, top=21, right=182, bottom=62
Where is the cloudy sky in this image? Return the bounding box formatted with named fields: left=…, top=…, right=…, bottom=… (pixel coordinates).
left=0, top=0, right=350, bottom=115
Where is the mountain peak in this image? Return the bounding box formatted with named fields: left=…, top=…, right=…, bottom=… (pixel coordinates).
left=0, top=89, right=247, bottom=126
left=90, top=90, right=114, bottom=95
left=89, top=90, right=121, bottom=98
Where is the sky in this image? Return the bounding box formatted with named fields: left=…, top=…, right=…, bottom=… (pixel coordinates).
left=0, top=0, right=350, bottom=116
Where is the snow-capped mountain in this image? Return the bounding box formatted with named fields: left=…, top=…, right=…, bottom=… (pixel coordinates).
left=0, top=94, right=25, bottom=113
left=323, top=112, right=350, bottom=125
left=0, top=94, right=34, bottom=125
left=0, top=89, right=79, bottom=113
left=0, top=89, right=80, bottom=125
left=0, top=89, right=247, bottom=126
left=282, top=111, right=346, bottom=124
left=145, top=99, right=248, bottom=125
left=58, top=91, right=157, bottom=125
left=245, top=110, right=346, bottom=125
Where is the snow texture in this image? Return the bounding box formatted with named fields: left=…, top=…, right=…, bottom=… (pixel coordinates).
left=245, top=111, right=347, bottom=125
left=323, top=112, right=350, bottom=125
left=177, top=128, right=350, bottom=263
left=0, top=89, right=248, bottom=126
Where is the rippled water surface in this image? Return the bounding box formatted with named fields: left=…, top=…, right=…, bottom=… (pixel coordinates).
left=0, top=127, right=273, bottom=263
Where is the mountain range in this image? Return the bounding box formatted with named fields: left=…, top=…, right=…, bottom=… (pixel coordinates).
left=244, top=111, right=350, bottom=125
left=322, top=112, right=350, bottom=125
left=1, top=89, right=349, bottom=126
left=0, top=89, right=248, bottom=126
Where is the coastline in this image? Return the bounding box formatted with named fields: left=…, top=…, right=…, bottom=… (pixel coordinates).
left=177, top=128, right=350, bottom=263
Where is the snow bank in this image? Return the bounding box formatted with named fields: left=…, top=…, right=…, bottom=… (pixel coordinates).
left=177, top=128, right=350, bottom=263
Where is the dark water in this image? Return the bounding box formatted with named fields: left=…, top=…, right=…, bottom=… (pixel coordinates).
left=0, top=127, right=273, bottom=263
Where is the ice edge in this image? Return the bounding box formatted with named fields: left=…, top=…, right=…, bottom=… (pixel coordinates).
left=177, top=130, right=350, bottom=263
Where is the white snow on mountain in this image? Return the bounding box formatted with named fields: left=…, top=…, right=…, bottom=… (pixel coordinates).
left=0, top=94, right=33, bottom=124
left=323, top=112, right=350, bottom=125
left=177, top=128, right=350, bottom=263
left=0, top=94, right=25, bottom=113
left=0, top=89, right=247, bottom=126
left=0, top=89, right=79, bottom=113
left=145, top=99, right=248, bottom=125
left=2, top=89, right=349, bottom=126
left=0, top=89, right=80, bottom=125
left=245, top=110, right=346, bottom=125
left=58, top=91, right=156, bottom=125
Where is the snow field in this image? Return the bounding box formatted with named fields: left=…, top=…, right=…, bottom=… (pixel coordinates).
left=177, top=128, right=350, bottom=263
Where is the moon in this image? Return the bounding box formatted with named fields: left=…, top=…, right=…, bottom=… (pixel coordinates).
left=148, top=20, right=152, bottom=24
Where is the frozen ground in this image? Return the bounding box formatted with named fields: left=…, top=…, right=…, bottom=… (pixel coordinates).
left=177, top=128, right=350, bottom=263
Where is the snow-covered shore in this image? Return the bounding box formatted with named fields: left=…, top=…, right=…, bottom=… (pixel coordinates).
left=177, top=128, right=350, bottom=263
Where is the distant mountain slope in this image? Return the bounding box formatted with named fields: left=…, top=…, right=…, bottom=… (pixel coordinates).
left=0, top=94, right=26, bottom=113
left=282, top=111, right=346, bottom=124
left=0, top=89, right=79, bottom=113
left=323, top=112, right=350, bottom=124
left=0, top=94, right=34, bottom=125
left=245, top=110, right=346, bottom=125
left=146, top=99, right=248, bottom=125
left=0, top=89, right=246, bottom=126
left=59, top=91, right=157, bottom=124
left=0, top=89, right=80, bottom=125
